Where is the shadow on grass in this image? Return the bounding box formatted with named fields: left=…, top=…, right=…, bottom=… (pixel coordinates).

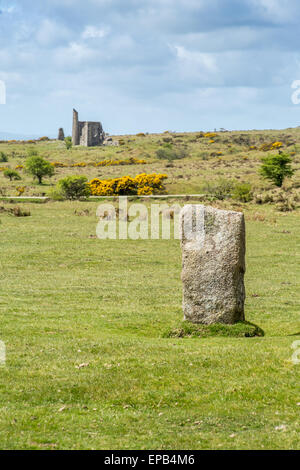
left=163, top=321, right=265, bottom=339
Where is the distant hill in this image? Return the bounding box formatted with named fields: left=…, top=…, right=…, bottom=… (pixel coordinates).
left=0, top=132, right=44, bottom=141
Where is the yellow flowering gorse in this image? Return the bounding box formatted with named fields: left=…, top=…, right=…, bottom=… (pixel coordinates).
left=89, top=173, right=168, bottom=196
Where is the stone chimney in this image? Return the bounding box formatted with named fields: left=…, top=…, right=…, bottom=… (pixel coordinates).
left=58, top=128, right=65, bottom=141
left=72, top=109, right=79, bottom=146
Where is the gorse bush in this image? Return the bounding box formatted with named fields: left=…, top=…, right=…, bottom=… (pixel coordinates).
left=16, top=186, right=25, bottom=196
left=50, top=157, right=147, bottom=169
left=51, top=162, right=68, bottom=168
left=204, top=132, right=217, bottom=139
left=260, top=141, right=283, bottom=152
left=94, top=157, right=147, bottom=167
left=260, top=153, right=294, bottom=187
left=89, top=173, right=168, bottom=196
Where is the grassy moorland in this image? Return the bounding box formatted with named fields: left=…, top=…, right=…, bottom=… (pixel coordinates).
left=0, top=129, right=299, bottom=450
left=0, top=127, right=300, bottom=197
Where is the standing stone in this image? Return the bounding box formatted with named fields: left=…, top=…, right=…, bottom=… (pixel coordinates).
left=58, top=128, right=65, bottom=141
left=180, top=204, right=246, bottom=325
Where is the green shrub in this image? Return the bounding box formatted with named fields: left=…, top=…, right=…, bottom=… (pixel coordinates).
left=57, top=176, right=91, bottom=200
left=0, top=205, right=31, bottom=217
left=27, top=148, right=38, bottom=158
left=254, top=187, right=299, bottom=208
left=156, top=146, right=187, bottom=161
left=64, top=136, right=73, bottom=150
left=228, top=147, right=239, bottom=154
left=11, top=206, right=31, bottom=217
left=3, top=169, right=21, bottom=181
left=276, top=198, right=297, bottom=212
left=0, top=152, right=8, bottom=162
left=48, top=187, right=65, bottom=201
left=198, top=151, right=209, bottom=160
left=260, top=153, right=294, bottom=187
left=232, top=183, right=253, bottom=203
left=25, top=155, right=54, bottom=184
left=203, top=178, right=234, bottom=200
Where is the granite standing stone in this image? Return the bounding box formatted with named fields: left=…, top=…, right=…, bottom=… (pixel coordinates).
left=180, top=204, right=246, bottom=324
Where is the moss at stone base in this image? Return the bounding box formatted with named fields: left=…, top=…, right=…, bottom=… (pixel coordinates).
left=163, top=321, right=264, bottom=339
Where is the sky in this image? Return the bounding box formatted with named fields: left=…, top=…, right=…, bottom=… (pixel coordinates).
left=1, top=0, right=300, bottom=137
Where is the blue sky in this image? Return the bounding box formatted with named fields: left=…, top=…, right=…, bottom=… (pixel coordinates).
left=1, top=0, right=300, bottom=136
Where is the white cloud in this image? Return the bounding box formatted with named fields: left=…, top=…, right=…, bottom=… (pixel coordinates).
left=174, top=46, right=217, bottom=73
left=1, top=0, right=300, bottom=134
left=54, top=41, right=95, bottom=67
left=253, top=0, right=300, bottom=23
left=82, top=25, right=110, bottom=39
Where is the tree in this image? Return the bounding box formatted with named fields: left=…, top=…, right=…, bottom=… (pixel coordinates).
left=260, top=153, right=294, bottom=187
left=57, top=176, right=91, bottom=200
left=25, top=155, right=54, bottom=184
left=64, top=136, right=73, bottom=150
left=3, top=169, right=21, bottom=181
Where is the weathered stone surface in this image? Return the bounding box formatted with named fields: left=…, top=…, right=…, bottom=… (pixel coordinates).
left=180, top=204, right=246, bottom=325
left=103, top=138, right=119, bottom=147
left=58, top=128, right=65, bottom=141
left=72, top=109, right=105, bottom=147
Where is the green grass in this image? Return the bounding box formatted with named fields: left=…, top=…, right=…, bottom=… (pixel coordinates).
left=0, top=200, right=299, bottom=449
left=0, top=128, right=299, bottom=198
left=164, top=321, right=265, bottom=338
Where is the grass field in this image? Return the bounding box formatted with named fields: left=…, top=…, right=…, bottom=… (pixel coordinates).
left=0, top=198, right=299, bottom=450
left=0, top=128, right=299, bottom=449
left=0, top=127, right=300, bottom=197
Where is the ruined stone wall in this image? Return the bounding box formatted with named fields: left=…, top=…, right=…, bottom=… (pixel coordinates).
left=78, top=121, right=104, bottom=147
left=87, top=122, right=104, bottom=147
left=72, top=109, right=104, bottom=147
left=79, top=122, right=88, bottom=146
